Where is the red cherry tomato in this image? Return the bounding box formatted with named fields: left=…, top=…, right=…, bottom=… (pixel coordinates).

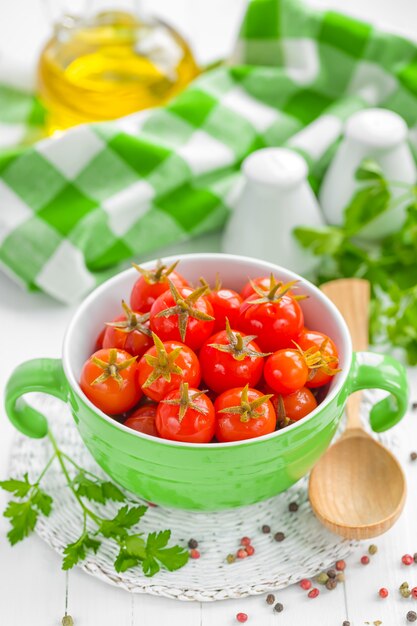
left=240, top=276, right=271, bottom=300
left=238, top=293, right=304, bottom=352
left=150, top=284, right=215, bottom=351
left=95, top=327, right=106, bottom=351
left=199, top=325, right=266, bottom=394
left=124, top=404, right=158, bottom=437
left=264, top=349, right=309, bottom=395
left=214, top=386, right=276, bottom=442
left=130, top=259, right=188, bottom=313
left=240, top=276, right=303, bottom=301
left=138, top=334, right=201, bottom=402
left=102, top=302, right=152, bottom=358
left=156, top=383, right=215, bottom=443
left=297, top=329, right=339, bottom=388
left=80, top=349, right=141, bottom=415
left=276, top=387, right=317, bottom=422
left=206, top=288, right=243, bottom=333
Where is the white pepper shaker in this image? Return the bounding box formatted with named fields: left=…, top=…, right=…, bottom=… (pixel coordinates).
left=222, top=147, right=325, bottom=276
left=319, top=108, right=417, bottom=239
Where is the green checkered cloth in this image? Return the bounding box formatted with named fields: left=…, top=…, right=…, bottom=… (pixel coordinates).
left=2, top=0, right=417, bottom=302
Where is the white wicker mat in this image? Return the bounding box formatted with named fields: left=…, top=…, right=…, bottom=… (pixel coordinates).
left=7, top=391, right=395, bottom=601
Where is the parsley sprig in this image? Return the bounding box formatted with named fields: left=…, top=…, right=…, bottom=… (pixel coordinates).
left=294, top=159, right=417, bottom=364
left=0, top=431, right=188, bottom=576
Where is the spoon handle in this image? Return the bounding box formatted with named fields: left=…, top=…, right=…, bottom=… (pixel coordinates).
left=320, top=278, right=370, bottom=431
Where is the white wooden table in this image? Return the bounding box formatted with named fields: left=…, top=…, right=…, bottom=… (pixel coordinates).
left=2, top=1, right=417, bottom=624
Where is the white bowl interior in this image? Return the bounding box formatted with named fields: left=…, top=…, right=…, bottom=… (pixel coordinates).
left=63, top=253, right=352, bottom=442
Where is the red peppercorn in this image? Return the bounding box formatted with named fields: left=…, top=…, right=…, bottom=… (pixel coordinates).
left=240, top=536, right=251, bottom=547
left=379, top=588, right=389, bottom=598
left=412, top=587, right=417, bottom=599
left=300, top=579, right=312, bottom=590
left=246, top=545, right=255, bottom=556
left=308, top=588, right=319, bottom=599
left=403, top=554, right=414, bottom=566
left=190, top=549, right=200, bottom=559
left=361, top=556, right=370, bottom=565
left=336, top=560, right=346, bottom=571
left=237, top=549, right=248, bottom=559
left=236, top=613, right=248, bottom=623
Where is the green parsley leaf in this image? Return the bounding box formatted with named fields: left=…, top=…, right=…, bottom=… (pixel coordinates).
left=344, top=181, right=390, bottom=234
left=0, top=475, right=31, bottom=498
left=32, top=489, right=53, bottom=516
left=4, top=500, right=38, bottom=545
left=100, top=505, right=147, bottom=538
left=101, top=481, right=125, bottom=502
left=73, top=472, right=126, bottom=504
left=142, top=530, right=188, bottom=577
left=114, top=534, right=146, bottom=573
left=355, top=158, right=385, bottom=182
left=293, top=225, right=345, bottom=256
left=124, top=534, right=146, bottom=558
left=114, top=552, right=141, bottom=573
left=295, top=160, right=417, bottom=363
left=73, top=473, right=106, bottom=503
left=153, top=545, right=190, bottom=572
left=62, top=533, right=101, bottom=570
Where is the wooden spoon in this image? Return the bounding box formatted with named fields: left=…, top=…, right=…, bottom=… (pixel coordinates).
left=308, top=278, right=406, bottom=539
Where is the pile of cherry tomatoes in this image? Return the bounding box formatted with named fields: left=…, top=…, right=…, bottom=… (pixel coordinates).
left=80, top=260, right=340, bottom=444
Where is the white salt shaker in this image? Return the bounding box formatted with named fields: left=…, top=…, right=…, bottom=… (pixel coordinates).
left=319, top=108, right=417, bottom=239
left=222, top=147, right=325, bottom=276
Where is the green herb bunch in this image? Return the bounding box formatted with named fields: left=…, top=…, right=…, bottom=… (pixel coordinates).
left=0, top=431, right=188, bottom=576
left=295, top=159, right=417, bottom=363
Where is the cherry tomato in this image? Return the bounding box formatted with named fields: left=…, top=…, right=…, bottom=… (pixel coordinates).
left=214, top=385, right=276, bottom=442
left=80, top=348, right=141, bottom=415
left=150, top=283, right=214, bottom=351
left=156, top=383, right=215, bottom=443
left=264, top=349, right=308, bottom=395
left=275, top=387, right=317, bottom=422
left=238, top=292, right=304, bottom=352
left=130, top=259, right=188, bottom=313
left=199, top=322, right=266, bottom=394
left=95, top=327, right=106, bottom=351
left=203, top=280, right=242, bottom=333
left=297, top=329, right=339, bottom=388
left=102, top=301, right=152, bottom=358
left=240, top=276, right=271, bottom=300
left=124, top=404, right=158, bottom=437
left=138, top=333, right=201, bottom=402
left=240, top=275, right=304, bottom=301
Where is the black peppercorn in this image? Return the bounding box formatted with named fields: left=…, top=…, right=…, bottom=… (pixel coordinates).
left=274, top=532, right=285, bottom=542
left=288, top=502, right=299, bottom=512
left=188, top=538, right=198, bottom=549
left=326, top=579, right=337, bottom=590
left=342, top=621, right=350, bottom=626
left=266, top=594, right=275, bottom=605
left=407, top=611, right=417, bottom=623
left=327, top=568, right=336, bottom=579
left=410, top=452, right=417, bottom=462
left=262, top=524, right=271, bottom=534
left=274, top=603, right=284, bottom=613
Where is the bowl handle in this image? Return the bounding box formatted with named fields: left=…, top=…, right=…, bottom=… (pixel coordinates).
left=4, top=359, right=68, bottom=439
left=348, top=351, right=409, bottom=432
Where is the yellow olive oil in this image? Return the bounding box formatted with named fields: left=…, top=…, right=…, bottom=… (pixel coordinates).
left=37, top=11, right=199, bottom=133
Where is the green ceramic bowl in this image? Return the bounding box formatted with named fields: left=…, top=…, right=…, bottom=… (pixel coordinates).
left=4, top=253, right=409, bottom=510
